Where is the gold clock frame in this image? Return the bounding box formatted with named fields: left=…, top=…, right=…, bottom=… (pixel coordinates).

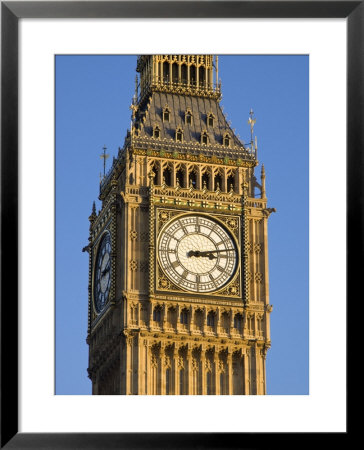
left=154, top=207, right=242, bottom=299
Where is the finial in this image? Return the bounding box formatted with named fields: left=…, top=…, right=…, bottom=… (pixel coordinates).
left=248, top=109, right=256, bottom=144
left=100, top=145, right=109, bottom=178
left=92, top=201, right=96, bottom=215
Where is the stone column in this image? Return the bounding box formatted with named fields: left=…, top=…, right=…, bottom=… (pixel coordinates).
left=243, top=349, right=250, bottom=395
left=214, top=349, right=220, bottom=395
left=201, top=348, right=206, bottom=395
left=222, top=167, right=227, bottom=192
left=196, top=166, right=202, bottom=190
left=227, top=349, right=233, bottom=395
left=189, top=305, right=195, bottom=333
left=144, top=340, right=150, bottom=395
left=162, top=303, right=167, bottom=331
left=173, top=346, right=179, bottom=395
left=187, top=347, right=192, bottom=395
left=202, top=307, right=207, bottom=334
left=157, top=161, right=163, bottom=186
left=171, top=162, right=176, bottom=188
left=175, top=304, right=180, bottom=333
left=215, top=308, right=220, bottom=336
left=126, top=335, right=133, bottom=395
left=230, top=309, right=234, bottom=337
left=149, top=302, right=154, bottom=329
left=160, top=343, right=166, bottom=395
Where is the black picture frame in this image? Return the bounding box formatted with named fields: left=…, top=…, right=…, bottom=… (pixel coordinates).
left=1, top=1, right=358, bottom=448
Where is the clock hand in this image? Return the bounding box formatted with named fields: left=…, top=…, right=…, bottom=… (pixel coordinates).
left=187, top=249, right=232, bottom=258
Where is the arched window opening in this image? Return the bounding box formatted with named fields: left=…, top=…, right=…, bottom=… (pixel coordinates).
left=199, top=66, right=205, bottom=86
left=153, top=306, right=162, bottom=322
left=194, top=309, right=204, bottom=331
left=234, top=314, right=243, bottom=332
left=201, top=172, right=210, bottom=190
left=190, top=65, right=196, bottom=85
left=185, top=111, right=192, bottom=125
left=176, top=127, right=183, bottom=142
left=207, top=311, right=215, bottom=327
left=189, top=170, right=197, bottom=188
left=227, top=174, right=235, bottom=192
left=176, top=168, right=184, bottom=187
left=163, top=61, right=169, bottom=82
left=201, top=131, right=209, bottom=145
left=150, top=164, right=159, bottom=185
left=153, top=126, right=160, bottom=139
left=181, top=64, right=187, bottom=84
left=207, top=113, right=214, bottom=127
left=214, top=173, right=222, bottom=191
left=172, top=63, right=178, bottom=84
left=223, top=134, right=231, bottom=147
left=163, top=107, right=170, bottom=122
left=180, top=309, right=188, bottom=324
left=163, top=166, right=172, bottom=186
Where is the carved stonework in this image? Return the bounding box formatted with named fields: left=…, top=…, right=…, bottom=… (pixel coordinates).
left=130, top=260, right=138, bottom=271
left=254, top=272, right=263, bottom=283
left=88, top=55, right=273, bottom=396
left=130, top=230, right=138, bottom=240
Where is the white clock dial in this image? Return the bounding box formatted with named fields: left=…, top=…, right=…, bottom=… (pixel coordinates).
left=158, top=215, right=238, bottom=293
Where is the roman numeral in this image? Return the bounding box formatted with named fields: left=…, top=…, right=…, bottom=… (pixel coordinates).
left=178, top=220, right=188, bottom=234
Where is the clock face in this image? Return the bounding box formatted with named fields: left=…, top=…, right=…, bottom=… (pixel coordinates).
left=93, top=232, right=112, bottom=313
left=158, top=215, right=238, bottom=293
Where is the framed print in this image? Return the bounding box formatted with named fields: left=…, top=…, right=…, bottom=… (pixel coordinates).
left=1, top=1, right=359, bottom=448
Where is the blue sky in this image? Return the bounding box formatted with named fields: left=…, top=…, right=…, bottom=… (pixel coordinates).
left=56, top=55, right=308, bottom=395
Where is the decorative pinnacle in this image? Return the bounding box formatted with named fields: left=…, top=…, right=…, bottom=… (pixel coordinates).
left=261, top=164, right=266, bottom=199
left=261, top=164, right=265, bottom=177
left=89, top=201, right=97, bottom=223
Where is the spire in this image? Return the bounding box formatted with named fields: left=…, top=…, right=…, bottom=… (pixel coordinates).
left=89, top=201, right=97, bottom=223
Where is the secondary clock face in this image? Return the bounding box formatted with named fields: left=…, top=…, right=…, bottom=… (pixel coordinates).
left=93, top=232, right=112, bottom=313
left=158, top=215, right=238, bottom=293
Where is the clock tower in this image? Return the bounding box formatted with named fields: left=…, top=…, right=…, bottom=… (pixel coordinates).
left=86, top=55, right=274, bottom=395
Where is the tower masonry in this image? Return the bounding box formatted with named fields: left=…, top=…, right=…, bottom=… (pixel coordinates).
left=86, top=55, right=275, bottom=395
